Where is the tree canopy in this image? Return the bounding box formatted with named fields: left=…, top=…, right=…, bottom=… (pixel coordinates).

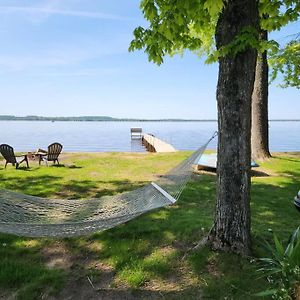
left=129, top=0, right=263, bottom=64
left=260, top=0, right=300, bottom=89
left=129, top=0, right=218, bottom=64
left=270, top=35, right=300, bottom=88
left=129, top=0, right=300, bottom=85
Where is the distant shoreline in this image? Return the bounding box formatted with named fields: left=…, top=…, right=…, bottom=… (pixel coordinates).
left=0, top=116, right=217, bottom=122
left=0, top=116, right=299, bottom=122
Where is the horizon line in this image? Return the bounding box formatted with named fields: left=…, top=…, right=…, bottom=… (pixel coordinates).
left=1, top=115, right=300, bottom=122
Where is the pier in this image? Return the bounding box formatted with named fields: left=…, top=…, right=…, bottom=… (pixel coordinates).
left=142, top=133, right=176, bottom=153
left=130, top=127, right=176, bottom=153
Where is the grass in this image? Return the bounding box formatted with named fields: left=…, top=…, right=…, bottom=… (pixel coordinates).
left=0, top=151, right=299, bottom=299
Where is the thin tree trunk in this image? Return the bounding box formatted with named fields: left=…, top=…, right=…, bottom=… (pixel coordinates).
left=251, top=30, right=271, bottom=160
left=208, top=0, right=258, bottom=256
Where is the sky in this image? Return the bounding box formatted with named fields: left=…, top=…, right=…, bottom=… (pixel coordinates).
left=0, top=0, right=298, bottom=119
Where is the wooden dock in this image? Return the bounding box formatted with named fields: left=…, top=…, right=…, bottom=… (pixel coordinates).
left=142, top=134, right=176, bottom=153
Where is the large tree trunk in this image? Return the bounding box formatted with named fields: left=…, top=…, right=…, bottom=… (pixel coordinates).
left=251, top=30, right=271, bottom=160
left=208, top=0, right=258, bottom=255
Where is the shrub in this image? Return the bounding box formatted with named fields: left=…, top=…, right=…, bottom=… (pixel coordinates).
left=256, top=227, right=300, bottom=299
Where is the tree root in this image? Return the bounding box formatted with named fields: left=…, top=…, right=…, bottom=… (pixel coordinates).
left=181, top=235, right=210, bottom=260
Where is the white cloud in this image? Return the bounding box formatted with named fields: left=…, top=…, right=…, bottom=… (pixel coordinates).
left=0, top=42, right=128, bottom=71
left=0, top=1, right=133, bottom=72
left=39, top=67, right=123, bottom=77
left=0, top=5, right=132, bottom=21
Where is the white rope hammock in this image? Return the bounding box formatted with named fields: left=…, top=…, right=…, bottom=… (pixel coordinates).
left=0, top=133, right=217, bottom=238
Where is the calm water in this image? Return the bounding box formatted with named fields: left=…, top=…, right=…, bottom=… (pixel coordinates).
left=0, top=121, right=299, bottom=152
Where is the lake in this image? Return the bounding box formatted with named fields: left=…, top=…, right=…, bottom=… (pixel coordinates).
left=0, top=121, right=299, bottom=152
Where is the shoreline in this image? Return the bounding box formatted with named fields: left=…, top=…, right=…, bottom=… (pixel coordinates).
left=10, top=150, right=300, bottom=155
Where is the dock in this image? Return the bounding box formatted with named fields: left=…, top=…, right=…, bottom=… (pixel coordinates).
left=197, top=153, right=259, bottom=170
left=142, top=134, right=176, bottom=153
left=130, top=127, right=176, bottom=153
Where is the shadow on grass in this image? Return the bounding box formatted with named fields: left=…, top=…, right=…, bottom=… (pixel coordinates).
left=0, top=154, right=299, bottom=299
left=11, top=166, right=31, bottom=171
left=56, top=179, right=147, bottom=199
left=57, top=286, right=203, bottom=299
left=251, top=175, right=300, bottom=239
left=250, top=169, right=270, bottom=177
left=48, top=164, right=66, bottom=168
left=273, top=156, right=300, bottom=163
left=0, top=234, right=65, bottom=300
left=0, top=173, right=214, bottom=298
left=65, top=165, right=82, bottom=169
left=0, top=172, right=147, bottom=199
left=197, top=168, right=270, bottom=177
left=0, top=173, right=64, bottom=197
left=61, top=167, right=300, bottom=298
left=62, top=174, right=217, bottom=291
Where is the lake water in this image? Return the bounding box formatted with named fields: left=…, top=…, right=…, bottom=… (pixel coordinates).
left=0, top=121, right=299, bottom=152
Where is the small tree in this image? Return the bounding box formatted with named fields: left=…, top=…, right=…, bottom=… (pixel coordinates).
left=251, top=1, right=300, bottom=160
left=251, top=29, right=271, bottom=160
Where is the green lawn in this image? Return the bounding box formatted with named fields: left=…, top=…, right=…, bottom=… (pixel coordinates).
left=0, top=151, right=299, bottom=299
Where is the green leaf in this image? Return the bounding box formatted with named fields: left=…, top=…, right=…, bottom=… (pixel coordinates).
left=254, top=289, right=278, bottom=297
left=203, top=0, right=223, bottom=17
left=273, top=234, right=285, bottom=257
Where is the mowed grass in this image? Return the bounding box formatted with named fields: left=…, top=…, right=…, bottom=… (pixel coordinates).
left=0, top=151, right=299, bottom=299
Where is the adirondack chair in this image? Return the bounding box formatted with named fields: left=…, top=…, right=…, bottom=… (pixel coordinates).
left=38, top=142, right=63, bottom=166
left=0, top=144, right=29, bottom=169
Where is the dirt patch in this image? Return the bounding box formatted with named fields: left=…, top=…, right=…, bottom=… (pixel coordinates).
left=42, top=241, right=74, bottom=271
left=51, top=284, right=201, bottom=300
left=0, top=289, right=16, bottom=300
left=250, top=168, right=271, bottom=177
left=172, top=240, right=190, bottom=252
left=206, top=262, right=222, bottom=279
left=41, top=241, right=127, bottom=299
left=41, top=240, right=202, bottom=300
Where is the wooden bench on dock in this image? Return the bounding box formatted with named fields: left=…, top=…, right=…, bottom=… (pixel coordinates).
left=130, top=127, right=143, bottom=139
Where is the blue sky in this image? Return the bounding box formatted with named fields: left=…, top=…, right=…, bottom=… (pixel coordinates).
left=0, top=0, right=298, bottom=119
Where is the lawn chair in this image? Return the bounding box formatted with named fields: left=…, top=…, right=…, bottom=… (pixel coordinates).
left=0, top=144, right=29, bottom=169
left=38, top=142, right=63, bottom=166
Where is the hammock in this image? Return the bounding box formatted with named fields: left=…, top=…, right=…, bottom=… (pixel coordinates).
left=0, top=133, right=217, bottom=238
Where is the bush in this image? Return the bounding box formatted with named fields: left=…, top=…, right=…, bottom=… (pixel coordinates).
left=256, top=227, right=300, bottom=299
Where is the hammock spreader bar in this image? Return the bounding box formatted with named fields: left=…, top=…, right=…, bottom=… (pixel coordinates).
left=151, top=182, right=177, bottom=204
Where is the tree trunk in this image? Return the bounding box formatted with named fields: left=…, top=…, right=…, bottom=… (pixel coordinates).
left=294, top=284, right=300, bottom=300
left=208, top=0, right=258, bottom=255
left=293, top=284, right=300, bottom=300
left=251, top=30, right=271, bottom=160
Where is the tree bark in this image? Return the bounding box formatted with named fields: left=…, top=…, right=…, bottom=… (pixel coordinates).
left=208, top=0, right=258, bottom=255
left=251, top=30, right=271, bottom=160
